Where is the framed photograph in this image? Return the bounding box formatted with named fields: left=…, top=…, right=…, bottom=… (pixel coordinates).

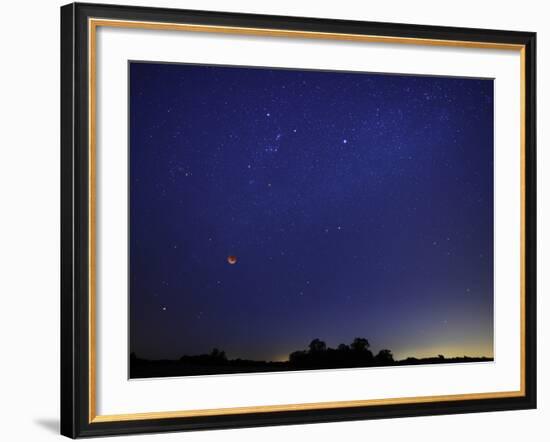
left=60, top=2, right=536, bottom=438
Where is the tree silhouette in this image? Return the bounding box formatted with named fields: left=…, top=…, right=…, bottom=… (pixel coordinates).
left=289, top=350, right=307, bottom=365
left=375, top=349, right=394, bottom=364
left=337, top=343, right=350, bottom=352
left=308, top=338, right=327, bottom=353
left=350, top=337, right=370, bottom=352
left=210, top=348, right=227, bottom=361
left=130, top=336, right=493, bottom=378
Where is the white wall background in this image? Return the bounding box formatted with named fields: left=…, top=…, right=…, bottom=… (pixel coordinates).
left=0, top=0, right=546, bottom=440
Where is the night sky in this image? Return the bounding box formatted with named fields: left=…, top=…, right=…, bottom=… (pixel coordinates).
left=129, top=62, right=494, bottom=363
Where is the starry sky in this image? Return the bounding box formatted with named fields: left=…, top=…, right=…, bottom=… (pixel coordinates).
left=129, top=61, right=494, bottom=362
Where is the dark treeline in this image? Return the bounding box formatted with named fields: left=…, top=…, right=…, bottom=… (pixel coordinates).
left=130, top=337, right=493, bottom=378
left=289, top=338, right=394, bottom=369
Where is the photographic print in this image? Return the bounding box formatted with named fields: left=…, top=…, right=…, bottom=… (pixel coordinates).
left=62, top=5, right=536, bottom=436
left=129, top=62, right=494, bottom=379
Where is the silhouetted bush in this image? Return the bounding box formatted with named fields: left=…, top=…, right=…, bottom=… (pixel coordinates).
left=337, top=343, right=350, bottom=352
left=351, top=337, right=370, bottom=352
left=375, top=349, right=394, bottom=364
left=309, top=338, right=327, bottom=353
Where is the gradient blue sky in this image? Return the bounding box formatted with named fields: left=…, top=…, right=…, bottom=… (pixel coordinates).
left=129, top=62, right=494, bottom=362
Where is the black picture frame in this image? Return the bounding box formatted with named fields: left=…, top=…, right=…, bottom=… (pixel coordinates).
left=61, top=2, right=536, bottom=438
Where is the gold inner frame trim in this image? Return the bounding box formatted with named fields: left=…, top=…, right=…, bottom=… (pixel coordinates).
left=88, top=17, right=527, bottom=424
